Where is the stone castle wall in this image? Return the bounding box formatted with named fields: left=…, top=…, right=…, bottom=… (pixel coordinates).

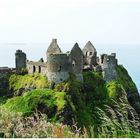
left=100, top=53, right=117, bottom=82
left=46, top=53, right=71, bottom=83
left=27, top=61, right=47, bottom=75
left=15, top=39, right=118, bottom=84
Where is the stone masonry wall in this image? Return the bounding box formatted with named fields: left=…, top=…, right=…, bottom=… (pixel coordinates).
left=101, top=54, right=118, bottom=82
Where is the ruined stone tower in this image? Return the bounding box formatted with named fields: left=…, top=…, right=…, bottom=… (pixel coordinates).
left=46, top=39, right=71, bottom=83
left=100, top=53, right=117, bottom=82
left=83, top=41, right=97, bottom=68
left=46, top=39, right=62, bottom=59
left=15, top=50, right=26, bottom=70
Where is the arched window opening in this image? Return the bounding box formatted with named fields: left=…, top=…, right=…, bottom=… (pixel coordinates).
left=33, top=66, right=36, bottom=73
left=90, top=52, right=92, bottom=55
left=101, top=55, right=104, bottom=64
left=39, top=66, right=41, bottom=73
left=107, top=58, right=110, bottom=62
left=86, top=52, right=91, bottom=56
left=72, top=60, right=76, bottom=68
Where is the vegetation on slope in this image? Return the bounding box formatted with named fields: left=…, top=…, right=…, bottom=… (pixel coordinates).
left=0, top=110, right=84, bottom=138
left=117, top=65, right=140, bottom=116
left=2, top=89, right=72, bottom=118
left=0, top=73, right=12, bottom=97
left=9, top=73, right=50, bottom=95
left=0, top=65, right=140, bottom=138
left=117, top=65, right=138, bottom=93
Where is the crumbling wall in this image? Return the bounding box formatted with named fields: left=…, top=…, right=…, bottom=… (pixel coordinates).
left=46, top=53, right=71, bottom=83
left=100, top=53, right=118, bottom=82
left=27, top=61, right=47, bottom=75
left=70, top=43, right=83, bottom=82
left=82, top=41, right=97, bottom=67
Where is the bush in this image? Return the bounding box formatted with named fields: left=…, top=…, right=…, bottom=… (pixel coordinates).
left=83, top=71, right=107, bottom=102
left=2, top=89, right=67, bottom=116
left=0, top=109, right=83, bottom=138
left=116, top=65, right=138, bottom=93
left=9, top=73, right=50, bottom=95
left=106, top=81, right=125, bottom=99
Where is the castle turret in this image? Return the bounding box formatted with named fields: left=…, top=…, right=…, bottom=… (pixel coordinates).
left=46, top=53, right=71, bottom=83
left=71, top=43, right=83, bottom=82
left=46, top=39, right=62, bottom=60
left=100, top=53, right=118, bottom=82
left=82, top=41, right=97, bottom=66
left=15, top=50, right=26, bottom=70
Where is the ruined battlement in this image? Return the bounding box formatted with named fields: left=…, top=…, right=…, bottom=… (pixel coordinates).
left=100, top=53, right=118, bottom=82
left=15, top=39, right=118, bottom=84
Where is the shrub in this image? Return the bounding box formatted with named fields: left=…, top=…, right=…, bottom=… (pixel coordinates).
left=116, top=65, right=138, bottom=93
left=2, top=89, right=67, bottom=116
left=0, top=109, right=83, bottom=138
left=106, top=81, right=124, bottom=99
left=9, top=73, right=50, bottom=95
left=83, top=71, right=107, bottom=102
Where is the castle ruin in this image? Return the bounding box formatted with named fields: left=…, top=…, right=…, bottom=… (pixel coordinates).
left=15, top=39, right=118, bottom=83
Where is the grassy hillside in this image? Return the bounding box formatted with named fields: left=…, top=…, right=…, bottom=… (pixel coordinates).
left=116, top=65, right=140, bottom=116
left=9, top=73, right=50, bottom=95
left=0, top=67, right=140, bottom=138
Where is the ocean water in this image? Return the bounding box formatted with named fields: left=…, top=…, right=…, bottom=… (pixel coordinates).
left=0, top=43, right=139, bottom=92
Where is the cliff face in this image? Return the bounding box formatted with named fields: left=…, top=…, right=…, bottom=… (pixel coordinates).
left=0, top=65, right=140, bottom=137
left=116, top=65, right=140, bottom=118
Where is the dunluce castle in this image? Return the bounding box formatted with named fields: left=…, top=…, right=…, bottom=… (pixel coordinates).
left=15, top=39, right=118, bottom=84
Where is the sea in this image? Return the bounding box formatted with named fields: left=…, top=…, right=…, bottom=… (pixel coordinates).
left=0, top=43, right=139, bottom=93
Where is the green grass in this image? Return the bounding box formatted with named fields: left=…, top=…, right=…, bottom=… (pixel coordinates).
left=2, top=89, right=67, bottom=116
left=116, top=65, right=140, bottom=116
left=9, top=73, right=50, bottom=95
left=83, top=71, right=108, bottom=102
left=54, top=92, right=66, bottom=111
left=106, top=81, right=124, bottom=99
left=0, top=69, right=140, bottom=138
left=116, top=65, right=138, bottom=93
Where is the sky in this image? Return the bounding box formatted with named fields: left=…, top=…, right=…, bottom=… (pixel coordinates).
left=0, top=0, right=140, bottom=44
left=0, top=0, right=140, bottom=91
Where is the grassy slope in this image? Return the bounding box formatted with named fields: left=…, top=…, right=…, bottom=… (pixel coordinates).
left=0, top=67, right=140, bottom=137
left=9, top=73, right=50, bottom=95
left=116, top=65, right=140, bottom=116
left=2, top=89, right=68, bottom=118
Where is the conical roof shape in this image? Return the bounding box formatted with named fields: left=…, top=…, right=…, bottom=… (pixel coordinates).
left=47, top=39, right=62, bottom=54
left=71, top=42, right=82, bottom=53
left=83, top=41, right=96, bottom=52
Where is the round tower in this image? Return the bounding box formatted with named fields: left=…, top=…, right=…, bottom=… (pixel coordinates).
left=46, top=53, right=71, bottom=83
left=15, top=50, right=26, bottom=70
